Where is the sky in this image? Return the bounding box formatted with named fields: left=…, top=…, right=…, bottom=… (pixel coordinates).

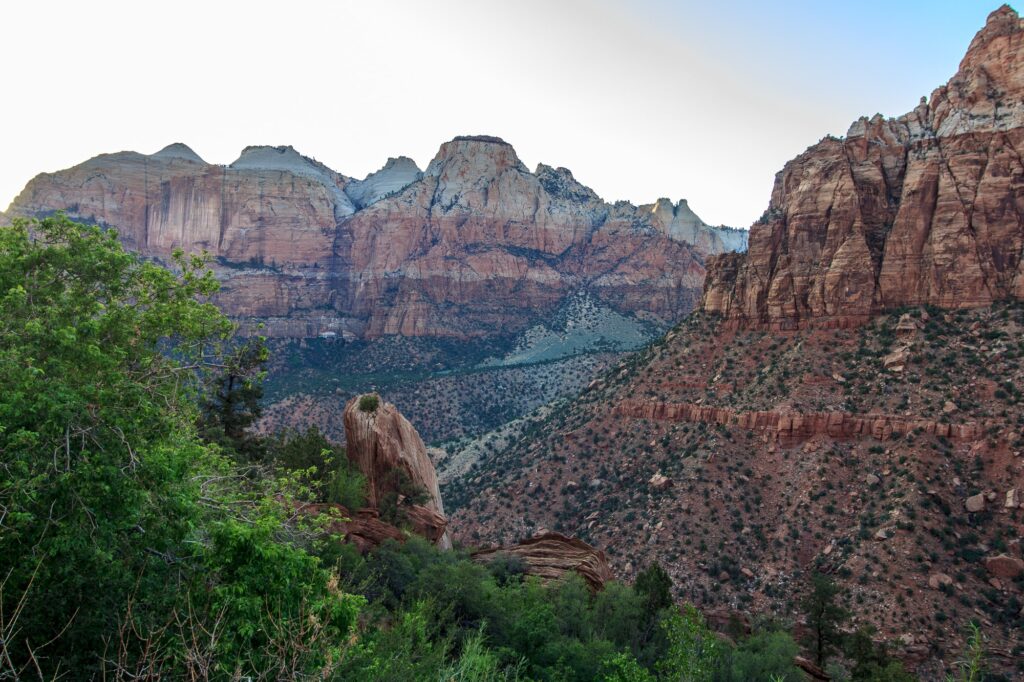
left=0, top=0, right=1003, bottom=227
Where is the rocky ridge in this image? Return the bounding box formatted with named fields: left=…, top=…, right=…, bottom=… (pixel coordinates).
left=703, top=5, right=1024, bottom=330
left=6, top=136, right=744, bottom=340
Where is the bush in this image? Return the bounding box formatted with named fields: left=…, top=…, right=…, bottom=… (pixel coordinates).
left=359, top=393, right=381, bottom=412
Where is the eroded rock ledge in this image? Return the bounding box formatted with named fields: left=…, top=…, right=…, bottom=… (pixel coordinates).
left=613, top=399, right=995, bottom=442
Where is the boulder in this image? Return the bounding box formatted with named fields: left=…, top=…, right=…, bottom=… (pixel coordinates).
left=928, top=573, right=953, bottom=589
left=649, top=472, right=673, bottom=491
left=965, top=493, right=986, bottom=512
left=472, top=532, right=613, bottom=591
left=882, top=346, right=912, bottom=373
left=984, top=554, right=1024, bottom=579
left=1006, top=488, right=1021, bottom=508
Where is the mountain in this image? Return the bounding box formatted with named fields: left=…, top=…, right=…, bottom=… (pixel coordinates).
left=449, top=8, right=1024, bottom=677
left=704, top=5, right=1024, bottom=330
left=5, top=135, right=743, bottom=340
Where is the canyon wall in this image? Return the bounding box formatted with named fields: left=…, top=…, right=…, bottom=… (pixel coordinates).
left=703, top=5, right=1024, bottom=329
left=6, top=137, right=745, bottom=339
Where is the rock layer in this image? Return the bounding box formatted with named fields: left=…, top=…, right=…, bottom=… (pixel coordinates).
left=6, top=137, right=745, bottom=339
left=702, top=5, right=1024, bottom=329
left=472, top=532, right=613, bottom=591
left=612, top=399, right=996, bottom=443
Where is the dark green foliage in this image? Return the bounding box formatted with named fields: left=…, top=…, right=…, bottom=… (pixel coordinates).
left=845, top=625, right=916, bottom=681
left=635, top=562, right=674, bottom=612
left=266, top=425, right=367, bottom=509
left=801, top=572, right=849, bottom=667
left=198, top=337, right=269, bottom=461
left=727, top=631, right=802, bottom=681
left=0, top=216, right=360, bottom=678
left=378, top=467, right=432, bottom=526
left=359, top=393, right=381, bottom=412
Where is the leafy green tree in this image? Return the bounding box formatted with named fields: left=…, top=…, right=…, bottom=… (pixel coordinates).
left=0, top=215, right=230, bottom=673
left=728, top=631, right=802, bottom=681
left=635, top=562, right=674, bottom=614
left=801, top=572, right=849, bottom=667
left=0, top=216, right=360, bottom=677
left=655, top=604, right=727, bottom=681
left=601, top=652, right=656, bottom=682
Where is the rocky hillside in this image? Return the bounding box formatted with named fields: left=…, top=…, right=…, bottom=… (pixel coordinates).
left=451, top=306, right=1024, bottom=677
left=704, top=5, right=1024, bottom=330
left=449, top=8, right=1024, bottom=677
left=5, top=136, right=744, bottom=340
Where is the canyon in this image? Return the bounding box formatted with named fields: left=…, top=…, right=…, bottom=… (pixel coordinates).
left=451, top=7, right=1024, bottom=677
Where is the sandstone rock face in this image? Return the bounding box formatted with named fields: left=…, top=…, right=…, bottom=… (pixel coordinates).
left=703, top=5, right=1024, bottom=329
left=472, top=532, right=613, bottom=591
left=342, top=394, right=451, bottom=549
left=1006, top=487, right=1021, bottom=508
left=7, top=137, right=745, bottom=339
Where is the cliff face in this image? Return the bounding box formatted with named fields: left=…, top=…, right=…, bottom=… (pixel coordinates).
left=7, top=137, right=744, bottom=339
left=702, top=5, right=1024, bottom=329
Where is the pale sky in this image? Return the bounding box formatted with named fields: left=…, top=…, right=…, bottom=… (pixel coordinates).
left=0, top=0, right=1001, bottom=227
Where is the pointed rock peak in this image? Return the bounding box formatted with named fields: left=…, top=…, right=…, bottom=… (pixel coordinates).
left=342, top=394, right=450, bottom=548
left=150, top=142, right=205, bottom=163
left=535, top=163, right=600, bottom=202
left=649, top=198, right=702, bottom=222
left=426, top=134, right=527, bottom=180
left=346, top=156, right=424, bottom=208
left=380, top=155, right=421, bottom=173
left=963, top=4, right=1023, bottom=65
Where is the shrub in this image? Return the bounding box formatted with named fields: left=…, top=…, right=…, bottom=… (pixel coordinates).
left=359, top=393, right=381, bottom=412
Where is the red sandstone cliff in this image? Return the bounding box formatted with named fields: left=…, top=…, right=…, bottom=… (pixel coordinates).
left=5, top=137, right=742, bottom=339
left=702, top=5, right=1024, bottom=329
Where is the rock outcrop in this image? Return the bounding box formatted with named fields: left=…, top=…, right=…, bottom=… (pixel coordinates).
left=702, top=5, right=1024, bottom=329
left=342, top=394, right=451, bottom=549
left=6, top=136, right=745, bottom=339
left=472, top=532, right=613, bottom=591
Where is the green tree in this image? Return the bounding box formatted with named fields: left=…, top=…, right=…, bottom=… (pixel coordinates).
left=0, top=216, right=360, bottom=677
left=0, top=215, right=231, bottom=673
left=634, top=562, right=674, bottom=613
left=845, top=625, right=915, bottom=681
left=198, top=336, right=268, bottom=461
left=655, top=604, right=726, bottom=681
left=729, top=631, right=802, bottom=681
left=801, top=572, right=848, bottom=667
left=267, top=425, right=367, bottom=508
